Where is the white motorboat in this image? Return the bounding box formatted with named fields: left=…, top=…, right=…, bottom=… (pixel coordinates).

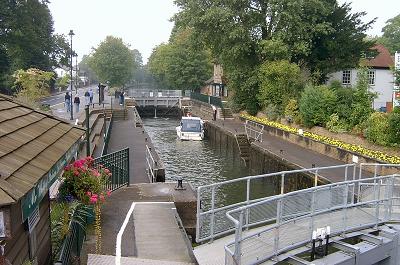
left=176, top=116, right=204, bottom=141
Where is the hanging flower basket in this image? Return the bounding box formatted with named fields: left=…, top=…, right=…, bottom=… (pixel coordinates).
left=59, top=156, right=112, bottom=254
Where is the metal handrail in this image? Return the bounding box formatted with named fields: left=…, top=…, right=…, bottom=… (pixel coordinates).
left=245, top=120, right=264, bottom=142
left=145, top=145, right=157, bottom=183
left=196, top=163, right=399, bottom=243
left=224, top=173, right=400, bottom=264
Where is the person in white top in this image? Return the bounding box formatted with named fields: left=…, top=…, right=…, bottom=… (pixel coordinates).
left=211, top=105, right=217, bottom=121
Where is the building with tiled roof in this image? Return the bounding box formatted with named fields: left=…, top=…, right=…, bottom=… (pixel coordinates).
left=0, top=94, right=84, bottom=265
left=327, top=44, right=395, bottom=111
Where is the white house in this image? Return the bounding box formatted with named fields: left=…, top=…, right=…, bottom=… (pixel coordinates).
left=327, top=44, right=394, bottom=111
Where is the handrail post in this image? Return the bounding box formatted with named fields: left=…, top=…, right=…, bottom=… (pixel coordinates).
left=375, top=179, right=382, bottom=228
left=314, top=169, right=319, bottom=187
left=310, top=190, right=316, bottom=236
left=342, top=182, right=349, bottom=236
left=196, top=187, right=202, bottom=243
left=281, top=174, right=285, bottom=195
left=233, top=210, right=244, bottom=265
left=210, top=186, right=216, bottom=242
left=274, top=198, right=282, bottom=259
left=245, top=179, right=250, bottom=229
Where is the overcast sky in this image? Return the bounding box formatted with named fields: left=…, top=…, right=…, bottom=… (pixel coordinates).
left=48, top=0, right=399, bottom=63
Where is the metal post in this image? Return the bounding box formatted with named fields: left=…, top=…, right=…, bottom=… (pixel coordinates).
left=281, top=173, right=285, bottom=195
left=245, top=179, right=250, bottom=229
left=314, top=169, right=319, bottom=187
left=85, top=106, right=90, bottom=156
left=210, top=186, right=216, bottom=242
left=196, top=187, right=202, bottom=243
left=233, top=210, right=244, bottom=265
left=274, top=198, right=282, bottom=258
left=69, top=31, right=74, bottom=120
left=375, top=179, right=382, bottom=227
left=127, top=148, right=130, bottom=186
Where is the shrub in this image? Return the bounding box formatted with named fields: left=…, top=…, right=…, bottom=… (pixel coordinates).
left=264, top=104, right=280, bottom=121
left=388, top=107, right=400, bottom=145
left=284, top=99, right=300, bottom=123
left=299, top=85, right=337, bottom=127
left=258, top=60, right=304, bottom=115
left=326, top=113, right=348, bottom=133
left=364, top=112, right=390, bottom=145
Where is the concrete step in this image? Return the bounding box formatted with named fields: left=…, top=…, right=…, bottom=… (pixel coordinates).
left=87, top=254, right=196, bottom=265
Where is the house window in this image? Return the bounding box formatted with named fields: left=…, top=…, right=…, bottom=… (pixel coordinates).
left=342, top=70, right=351, bottom=85
left=368, top=70, right=375, bottom=85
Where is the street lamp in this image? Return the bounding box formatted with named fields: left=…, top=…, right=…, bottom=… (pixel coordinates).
left=68, top=29, right=75, bottom=120
left=75, top=53, right=78, bottom=93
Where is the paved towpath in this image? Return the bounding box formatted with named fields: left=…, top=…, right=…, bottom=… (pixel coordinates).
left=207, top=118, right=372, bottom=183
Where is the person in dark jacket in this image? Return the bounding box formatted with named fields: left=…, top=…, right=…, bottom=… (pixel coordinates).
left=74, top=94, right=81, bottom=113
left=65, top=92, right=71, bottom=112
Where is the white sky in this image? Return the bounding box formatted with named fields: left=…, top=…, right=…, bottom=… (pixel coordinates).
left=48, top=0, right=399, bottom=63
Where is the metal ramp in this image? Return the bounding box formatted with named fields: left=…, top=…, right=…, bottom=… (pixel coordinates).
left=194, top=163, right=400, bottom=265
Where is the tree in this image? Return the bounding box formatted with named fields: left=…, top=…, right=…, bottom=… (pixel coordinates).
left=173, top=0, right=375, bottom=110
left=13, top=68, right=54, bottom=103
left=258, top=60, right=304, bottom=114
left=148, top=28, right=212, bottom=91
left=0, top=0, right=70, bottom=94
left=380, top=14, right=400, bottom=54
left=88, top=36, right=136, bottom=87
left=79, top=54, right=98, bottom=85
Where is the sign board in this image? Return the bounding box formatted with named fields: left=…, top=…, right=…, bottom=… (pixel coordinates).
left=21, top=141, right=79, bottom=221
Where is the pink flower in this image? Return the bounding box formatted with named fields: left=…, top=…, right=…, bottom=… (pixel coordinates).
left=64, top=165, right=71, bottom=171
left=89, top=197, right=98, bottom=204
left=86, top=191, right=92, bottom=197
left=73, top=170, right=79, bottom=176
left=106, top=190, right=111, bottom=196
left=92, top=194, right=98, bottom=199
left=100, top=194, right=105, bottom=202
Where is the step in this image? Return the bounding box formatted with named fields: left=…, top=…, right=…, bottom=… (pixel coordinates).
left=87, top=254, right=196, bottom=265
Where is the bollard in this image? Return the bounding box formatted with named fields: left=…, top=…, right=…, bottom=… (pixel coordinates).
left=175, top=176, right=186, bottom=190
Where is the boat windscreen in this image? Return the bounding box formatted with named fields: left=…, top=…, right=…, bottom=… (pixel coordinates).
left=181, top=120, right=202, bottom=132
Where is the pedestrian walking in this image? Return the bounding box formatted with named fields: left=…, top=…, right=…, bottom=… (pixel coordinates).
left=74, top=94, right=80, bottom=113
left=84, top=90, right=90, bottom=106
left=89, top=88, right=94, bottom=106
left=119, top=90, right=125, bottom=105
left=212, top=105, right=217, bottom=121
left=65, top=92, right=71, bottom=112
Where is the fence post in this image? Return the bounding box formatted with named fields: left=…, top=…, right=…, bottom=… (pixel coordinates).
left=233, top=210, right=244, bottom=265
left=127, top=148, right=130, bottom=186
left=274, top=198, right=282, bottom=258
left=375, top=179, right=382, bottom=228
left=245, top=179, right=250, bottom=229
left=210, top=186, right=216, bottom=242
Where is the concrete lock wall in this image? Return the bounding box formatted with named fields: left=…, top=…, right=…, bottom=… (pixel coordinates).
left=204, top=122, right=319, bottom=192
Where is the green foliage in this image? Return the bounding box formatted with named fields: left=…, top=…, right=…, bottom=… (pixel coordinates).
left=284, top=99, right=300, bottom=123
left=330, top=82, right=354, bottom=124
left=364, top=112, right=390, bottom=145
left=51, top=201, right=90, bottom=259
left=380, top=14, right=400, bottom=54
left=326, top=113, right=348, bottom=133
left=349, top=67, right=376, bottom=127
left=299, top=85, right=337, bottom=128
left=258, top=60, right=304, bottom=115
left=264, top=104, right=280, bottom=121
left=388, top=107, right=400, bottom=145
left=79, top=54, right=98, bottom=84
left=174, top=0, right=374, bottom=107
left=13, top=68, right=54, bottom=103
left=148, top=28, right=212, bottom=91
left=56, top=74, right=70, bottom=90
left=89, top=36, right=137, bottom=87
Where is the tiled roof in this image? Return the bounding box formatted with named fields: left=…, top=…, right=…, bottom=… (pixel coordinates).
left=364, top=44, right=394, bottom=68
left=0, top=94, right=85, bottom=206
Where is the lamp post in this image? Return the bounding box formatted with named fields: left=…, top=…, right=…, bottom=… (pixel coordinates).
left=75, top=54, right=78, bottom=93
left=68, top=29, right=75, bottom=120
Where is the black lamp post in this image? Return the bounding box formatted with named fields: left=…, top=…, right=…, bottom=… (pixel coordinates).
left=68, top=29, right=75, bottom=120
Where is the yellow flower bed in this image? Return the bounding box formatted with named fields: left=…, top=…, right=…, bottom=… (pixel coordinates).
left=241, top=113, right=400, bottom=164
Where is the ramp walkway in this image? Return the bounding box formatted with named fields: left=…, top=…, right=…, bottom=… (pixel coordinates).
left=86, top=184, right=197, bottom=265
left=107, top=106, right=151, bottom=184
left=194, top=164, right=400, bottom=265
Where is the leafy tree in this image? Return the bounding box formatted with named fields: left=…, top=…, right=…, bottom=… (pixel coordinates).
left=349, top=67, right=376, bottom=127
left=13, top=68, right=54, bottom=103
left=79, top=54, right=98, bottom=85
left=364, top=112, right=390, bottom=146
left=299, top=85, right=337, bottom=127
left=388, top=107, right=400, bottom=146
left=148, top=28, right=212, bottom=91
left=258, top=60, right=304, bottom=114
left=380, top=14, right=400, bottom=54
left=88, top=36, right=137, bottom=87
left=173, top=0, right=374, bottom=109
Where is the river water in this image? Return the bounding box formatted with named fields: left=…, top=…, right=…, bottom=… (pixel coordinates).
left=143, top=117, right=279, bottom=209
